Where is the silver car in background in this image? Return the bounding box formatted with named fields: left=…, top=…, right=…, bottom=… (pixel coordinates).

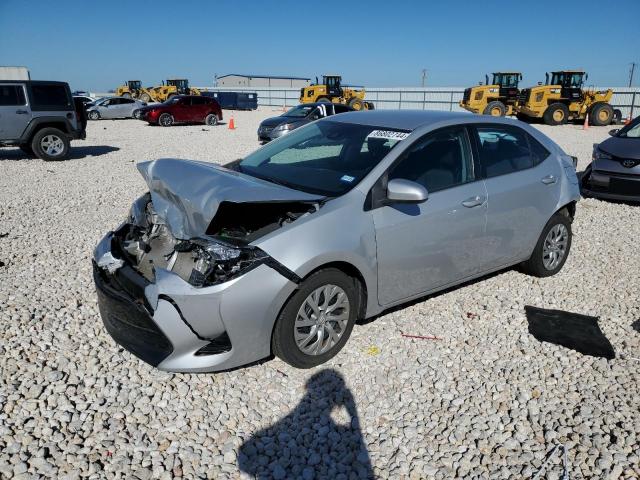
left=87, top=96, right=146, bottom=120
left=93, top=111, right=580, bottom=372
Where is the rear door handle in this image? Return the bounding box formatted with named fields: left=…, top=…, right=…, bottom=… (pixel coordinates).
left=541, top=175, right=557, bottom=185
left=462, top=196, right=486, bottom=208
left=16, top=110, right=29, bottom=114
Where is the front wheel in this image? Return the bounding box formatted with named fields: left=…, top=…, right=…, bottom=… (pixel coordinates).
left=272, top=269, right=360, bottom=368
left=139, top=93, right=151, bottom=103
left=349, top=98, right=364, bottom=110
left=521, top=213, right=572, bottom=277
left=483, top=101, right=506, bottom=117
left=205, top=113, right=218, bottom=126
left=543, top=103, right=569, bottom=126
left=88, top=110, right=100, bottom=120
left=158, top=113, right=174, bottom=127
left=31, top=128, right=70, bottom=161
left=589, top=102, right=614, bottom=126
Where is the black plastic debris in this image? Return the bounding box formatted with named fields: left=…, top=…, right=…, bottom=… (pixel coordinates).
left=525, top=306, right=615, bottom=359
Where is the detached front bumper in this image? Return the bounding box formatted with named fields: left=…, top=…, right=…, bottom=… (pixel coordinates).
left=581, top=166, right=640, bottom=202
left=93, top=232, right=298, bottom=372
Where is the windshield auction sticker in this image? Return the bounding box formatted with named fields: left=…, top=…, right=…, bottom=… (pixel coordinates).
left=366, top=130, right=410, bottom=140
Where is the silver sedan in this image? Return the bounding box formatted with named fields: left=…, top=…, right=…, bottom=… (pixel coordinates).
left=86, top=96, right=147, bottom=120
left=93, top=110, right=580, bottom=372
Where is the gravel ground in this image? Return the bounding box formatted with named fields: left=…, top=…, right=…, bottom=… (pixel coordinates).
left=0, top=109, right=638, bottom=480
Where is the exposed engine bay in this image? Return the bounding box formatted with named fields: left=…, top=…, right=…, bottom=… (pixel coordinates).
left=113, top=193, right=316, bottom=287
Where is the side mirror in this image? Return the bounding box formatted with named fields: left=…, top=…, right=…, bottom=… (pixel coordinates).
left=609, top=129, right=619, bottom=136
left=387, top=179, right=429, bottom=203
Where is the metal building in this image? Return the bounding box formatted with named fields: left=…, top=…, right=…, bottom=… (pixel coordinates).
left=215, top=74, right=311, bottom=88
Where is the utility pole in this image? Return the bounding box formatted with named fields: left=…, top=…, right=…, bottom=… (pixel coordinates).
left=629, top=63, right=637, bottom=88
left=421, top=69, right=427, bottom=88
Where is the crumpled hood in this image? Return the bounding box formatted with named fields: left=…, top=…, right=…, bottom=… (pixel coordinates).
left=137, top=158, right=324, bottom=239
left=598, top=137, right=640, bottom=161
left=260, top=116, right=298, bottom=128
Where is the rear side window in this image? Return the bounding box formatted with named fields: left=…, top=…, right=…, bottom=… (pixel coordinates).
left=475, top=126, right=533, bottom=178
left=192, top=97, right=206, bottom=105
left=527, top=133, right=550, bottom=165
left=120, top=98, right=135, bottom=104
left=333, top=105, right=350, bottom=114
left=31, top=84, right=71, bottom=108
left=0, top=85, right=26, bottom=105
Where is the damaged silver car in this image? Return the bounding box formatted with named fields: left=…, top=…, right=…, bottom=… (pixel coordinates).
left=93, top=111, right=580, bottom=372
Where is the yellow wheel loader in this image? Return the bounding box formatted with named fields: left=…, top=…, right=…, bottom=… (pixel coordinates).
left=115, top=80, right=145, bottom=99
left=515, top=71, right=619, bottom=126
left=300, top=75, right=373, bottom=110
left=138, top=79, right=201, bottom=103
left=459, top=72, right=522, bottom=116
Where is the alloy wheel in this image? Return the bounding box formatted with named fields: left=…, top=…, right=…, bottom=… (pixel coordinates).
left=542, top=224, right=569, bottom=270
left=294, top=284, right=350, bottom=355
left=40, top=135, right=64, bottom=157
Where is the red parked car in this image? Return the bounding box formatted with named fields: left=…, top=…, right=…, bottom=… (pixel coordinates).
left=137, top=95, right=223, bottom=127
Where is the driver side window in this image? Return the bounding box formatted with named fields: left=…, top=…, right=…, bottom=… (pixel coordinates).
left=388, top=127, right=474, bottom=193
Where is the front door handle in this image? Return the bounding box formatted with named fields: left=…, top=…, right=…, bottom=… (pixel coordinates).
left=16, top=110, right=29, bottom=114
left=462, top=196, right=486, bottom=208
left=541, top=175, right=557, bottom=185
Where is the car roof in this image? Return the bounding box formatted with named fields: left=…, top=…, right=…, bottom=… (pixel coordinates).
left=326, top=110, right=475, bottom=131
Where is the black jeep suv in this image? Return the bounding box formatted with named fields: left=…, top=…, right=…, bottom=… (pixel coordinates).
left=0, top=80, right=87, bottom=161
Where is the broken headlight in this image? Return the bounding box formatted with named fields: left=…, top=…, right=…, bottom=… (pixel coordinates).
left=186, top=239, right=268, bottom=287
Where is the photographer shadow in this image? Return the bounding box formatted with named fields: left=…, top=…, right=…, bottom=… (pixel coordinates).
left=238, top=369, right=373, bottom=480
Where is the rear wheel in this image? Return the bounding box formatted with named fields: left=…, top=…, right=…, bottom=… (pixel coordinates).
left=589, top=102, right=614, bottom=126
left=521, top=213, right=572, bottom=277
left=272, top=268, right=360, bottom=368
left=543, top=103, right=569, bottom=126
left=205, top=113, right=218, bottom=126
left=349, top=98, right=365, bottom=110
left=159, top=113, right=174, bottom=127
left=31, top=128, right=70, bottom=161
left=483, top=101, right=506, bottom=117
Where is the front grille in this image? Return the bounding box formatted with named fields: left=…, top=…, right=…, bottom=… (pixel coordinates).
left=93, top=263, right=173, bottom=366
left=610, top=178, right=640, bottom=196
left=462, top=88, right=471, bottom=102
left=259, top=126, right=274, bottom=136
left=612, top=155, right=640, bottom=169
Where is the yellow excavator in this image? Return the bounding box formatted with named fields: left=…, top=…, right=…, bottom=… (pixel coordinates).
left=138, top=79, right=201, bottom=103
left=460, top=72, right=522, bottom=116
left=515, top=71, right=619, bottom=126
left=300, top=75, right=373, bottom=110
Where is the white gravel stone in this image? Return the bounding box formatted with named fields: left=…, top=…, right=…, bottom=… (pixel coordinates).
left=0, top=110, right=638, bottom=478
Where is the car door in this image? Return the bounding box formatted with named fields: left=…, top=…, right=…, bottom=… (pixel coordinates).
left=173, top=97, right=191, bottom=122
left=119, top=97, right=136, bottom=117
left=471, top=124, right=562, bottom=268
left=0, top=84, right=30, bottom=139
left=100, top=98, right=118, bottom=118
left=372, top=126, right=489, bottom=306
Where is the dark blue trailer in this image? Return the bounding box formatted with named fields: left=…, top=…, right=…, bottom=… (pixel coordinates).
left=201, top=91, right=258, bottom=110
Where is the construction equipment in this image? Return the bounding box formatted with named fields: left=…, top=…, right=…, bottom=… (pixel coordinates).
left=115, top=80, right=147, bottom=99
left=516, top=71, right=617, bottom=126
left=138, top=79, right=201, bottom=103
left=459, top=72, right=522, bottom=116
left=299, top=75, right=373, bottom=110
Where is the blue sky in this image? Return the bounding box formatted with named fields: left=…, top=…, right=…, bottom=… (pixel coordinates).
left=1, top=0, right=638, bottom=91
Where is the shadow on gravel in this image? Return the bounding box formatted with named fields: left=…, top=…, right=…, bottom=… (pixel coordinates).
left=238, top=369, right=374, bottom=480
left=525, top=306, right=616, bottom=359
left=0, top=145, right=119, bottom=161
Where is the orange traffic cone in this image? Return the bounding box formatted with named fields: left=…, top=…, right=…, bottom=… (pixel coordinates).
left=228, top=115, right=235, bottom=130
left=582, top=113, right=589, bottom=130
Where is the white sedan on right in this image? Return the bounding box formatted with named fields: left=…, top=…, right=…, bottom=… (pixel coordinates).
left=87, top=97, right=147, bottom=120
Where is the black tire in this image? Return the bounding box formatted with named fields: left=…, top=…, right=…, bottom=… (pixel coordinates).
left=88, top=110, right=100, bottom=120
left=158, top=113, right=174, bottom=127
left=31, top=128, right=70, bottom=161
left=139, top=93, right=151, bottom=103
left=543, top=103, right=569, bottom=126
left=317, top=97, right=332, bottom=104
left=483, top=101, right=507, bottom=117
left=521, top=213, right=572, bottom=277
left=589, top=102, right=614, bottom=126
left=122, top=93, right=131, bottom=98
left=365, top=102, right=375, bottom=110
left=132, top=109, right=141, bottom=119
left=272, top=268, right=360, bottom=369
left=19, top=144, right=34, bottom=157
left=516, top=112, right=531, bottom=122
left=205, top=113, right=218, bottom=126
left=348, top=98, right=365, bottom=111
left=612, top=109, right=622, bottom=125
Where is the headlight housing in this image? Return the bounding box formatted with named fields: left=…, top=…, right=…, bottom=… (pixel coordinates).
left=274, top=123, right=293, bottom=132
left=592, top=146, right=612, bottom=162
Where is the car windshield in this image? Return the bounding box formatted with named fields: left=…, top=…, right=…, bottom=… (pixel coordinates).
left=617, top=118, right=640, bottom=138
left=237, top=120, right=409, bottom=196
left=284, top=105, right=316, bottom=118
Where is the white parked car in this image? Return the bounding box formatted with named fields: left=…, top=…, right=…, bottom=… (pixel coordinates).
left=87, top=97, right=146, bottom=120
